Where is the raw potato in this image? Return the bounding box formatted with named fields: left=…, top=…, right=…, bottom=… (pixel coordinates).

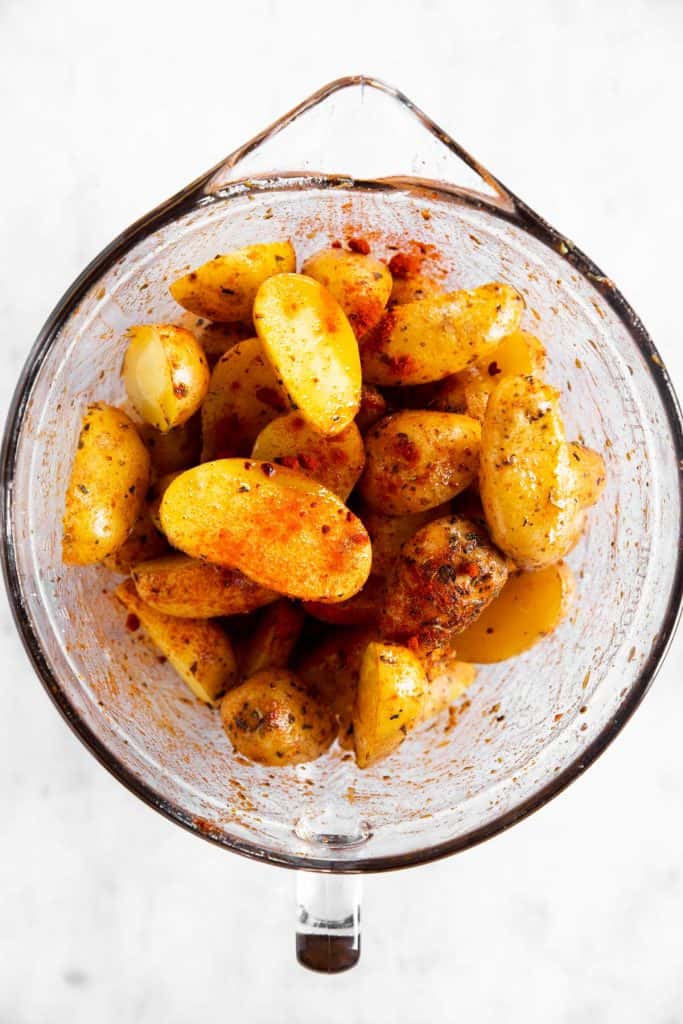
left=297, top=628, right=376, bottom=749
left=147, top=471, right=183, bottom=532
left=102, top=507, right=169, bottom=573
left=360, top=411, right=481, bottom=514
left=359, top=283, right=525, bottom=386
left=240, top=600, right=306, bottom=677
left=356, top=384, right=388, bottom=433
left=381, top=516, right=509, bottom=649
left=115, top=579, right=236, bottom=704
left=390, top=273, right=442, bottom=306
left=454, top=563, right=574, bottom=663
left=140, top=417, right=201, bottom=477
left=252, top=413, right=365, bottom=500
left=123, top=324, right=209, bottom=431
left=170, top=241, right=296, bottom=322
left=360, top=503, right=452, bottom=577
left=568, top=442, right=606, bottom=508
left=159, top=460, right=372, bottom=601
left=62, top=404, right=150, bottom=565
left=301, top=248, right=393, bottom=336
left=480, top=376, right=584, bottom=569
left=220, top=669, right=335, bottom=766
left=353, top=641, right=427, bottom=768
left=423, top=656, right=477, bottom=718
left=303, top=575, right=384, bottom=627
left=201, top=336, right=289, bottom=461
left=254, top=273, right=361, bottom=435
left=178, top=312, right=252, bottom=363
left=131, top=553, right=277, bottom=618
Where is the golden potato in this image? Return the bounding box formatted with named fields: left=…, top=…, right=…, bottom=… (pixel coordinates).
left=102, top=507, right=169, bottom=573
left=131, top=553, right=277, bottom=618
left=356, top=384, right=388, bottom=433
left=359, top=411, right=481, bottom=514
left=239, top=599, right=306, bottom=677
left=301, top=248, right=392, bottom=336
left=123, top=324, right=209, bottom=432
left=303, top=575, right=384, bottom=627
left=140, top=416, right=201, bottom=478
left=360, top=503, right=452, bottom=577
left=200, top=336, right=289, bottom=461
left=146, top=471, right=183, bottom=533
left=380, top=516, right=508, bottom=649
left=568, top=442, right=606, bottom=509
left=254, top=273, right=361, bottom=436
left=159, top=460, right=372, bottom=601
left=353, top=641, right=427, bottom=768
left=422, top=654, right=477, bottom=718
left=251, top=413, right=365, bottom=500
left=177, top=312, right=252, bottom=363
left=359, top=283, right=524, bottom=386
left=115, top=579, right=236, bottom=704
left=389, top=273, right=442, bottom=306
left=170, top=241, right=296, bottom=322
left=454, top=563, right=574, bottom=663
left=480, top=376, right=584, bottom=569
left=62, top=404, right=150, bottom=565
left=220, top=669, right=335, bottom=766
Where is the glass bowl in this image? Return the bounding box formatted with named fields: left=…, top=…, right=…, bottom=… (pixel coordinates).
left=2, top=77, right=682, bottom=972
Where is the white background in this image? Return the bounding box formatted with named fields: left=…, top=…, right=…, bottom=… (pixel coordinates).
left=1, top=1, right=682, bottom=1021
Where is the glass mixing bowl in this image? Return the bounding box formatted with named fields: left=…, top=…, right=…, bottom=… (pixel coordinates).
left=2, top=77, right=682, bottom=972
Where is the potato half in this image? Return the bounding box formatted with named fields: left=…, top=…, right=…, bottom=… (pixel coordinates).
left=353, top=641, right=427, bottom=768
left=131, top=553, right=277, bottom=618
left=302, top=247, right=392, bottom=336
left=123, top=324, right=209, bottom=432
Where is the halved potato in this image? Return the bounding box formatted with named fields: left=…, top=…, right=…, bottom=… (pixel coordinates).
left=220, top=669, right=335, bottom=766
left=356, top=384, right=388, bottom=433
left=102, top=507, right=169, bottom=573
left=201, top=336, right=289, bottom=461
left=353, top=641, right=427, bottom=768
left=123, top=324, right=209, bottom=432
left=131, top=553, right=277, bottom=618
left=390, top=273, right=442, bottom=306
left=115, top=579, right=236, bottom=704
left=359, top=411, right=481, bottom=514
left=251, top=413, right=365, bottom=500
left=454, top=563, right=574, bottom=663
left=360, top=503, right=452, bottom=577
left=62, top=404, right=150, bottom=565
left=301, top=248, right=392, bottom=336
left=568, top=442, right=606, bottom=508
left=303, top=575, right=384, bottom=627
left=359, top=283, right=524, bottom=386
left=178, top=312, right=253, bottom=363
left=170, top=241, right=296, bottom=322
left=239, top=599, right=306, bottom=677
left=254, top=273, right=361, bottom=435
left=159, top=460, right=372, bottom=601
left=146, top=471, right=183, bottom=533
left=140, top=416, right=201, bottom=478
left=423, top=656, right=477, bottom=718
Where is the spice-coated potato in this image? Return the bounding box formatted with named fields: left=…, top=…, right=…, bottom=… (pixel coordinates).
left=303, top=574, right=384, bottom=627
left=178, top=312, right=253, bottom=363
left=170, top=241, right=296, bottom=322
left=360, top=503, right=453, bottom=577
left=140, top=416, right=201, bottom=478
left=146, top=471, right=183, bottom=533
left=301, top=248, right=393, bottom=336
left=102, top=507, right=169, bottom=573
left=356, top=384, right=388, bottom=433
left=254, top=274, right=361, bottom=436
left=131, top=553, right=277, bottom=618
left=115, top=579, right=236, bottom=704
left=359, top=411, right=481, bottom=514
left=201, top=337, right=289, bottom=461
left=220, top=669, right=335, bottom=766
left=422, top=655, right=477, bottom=718
left=359, top=283, right=524, bottom=386
left=380, top=516, right=508, bottom=649
left=353, top=641, right=427, bottom=768
left=159, top=460, right=372, bottom=602
left=389, top=273, right=442, bottom=306
left=568, top=442, right=606, bottom=509
left=239, top=600, right=306, bottom=677
left=480, top=376, right=584, bottom=569
left=62, top=404, right=150, bottom=565
left=123, top=324, right=209, bottom=432
left=454, top=563, right=574, bottom=663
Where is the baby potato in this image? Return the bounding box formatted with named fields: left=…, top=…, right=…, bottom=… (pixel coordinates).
left=123, top=324, right=209, bottom=432
left=115, top=579, right=236, bottom=704
left=353, top=641, right=427, bottom=768
left=170, top=241, right=296, bottom=322
left=359, top=502, right=451, bottom=577
left=131, top=553, right=277, bottom=618
left=356, top=384, right=388, bottom=433
left=359, top=411, right=481, bottom=514
left=390, top=273, right=442, bottom=306
left=303, top=574, right=384, bottom=627
left=254, top=273, right=361, bottom=436
left=159, top=460, right=372, bottom=601
left=480, top=376, right=583, bottom=569
left=220, top=669, right=335, bottom=766
left=102, top=507, right=169, bottom=573
left=62, top=404, right=150, bottom=565
left=359, top=283, right=524, bottom=386
left=422, top=655, right=477, bottom=718
left=454, top=563, right=574, bottom=663
left=380, top=516, right=508, bottom=649
left=301, top=248, right=393, bottom=337
left=568, top=442, right=606, bottom=509
left=140, top=416, right=201, bottom=478
left=177, top=312, right=253, bottom=363
left=239, top=599, right=306, bottom=677
left=251, top=413, right=365, bottom=500
left=146, top=471, right=183, bottom=533
left=201, top=336, right=289, bottom=461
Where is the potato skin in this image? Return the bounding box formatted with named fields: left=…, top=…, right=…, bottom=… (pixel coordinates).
left=102, top=507, right=169, bottom=573
left=140, top=416, right=201, bottom=478
left=178, top=312, right=252, bottom=363
left=360, top=283, right=524, bottom=386
left=353, top=641, right=427, bottom=768
left=170, top=241, right=296, bottom=321
left=380, top=516, right=508, bottom=649
left=355, top=384, right=388, bottom=433
left=239, top=599, right=306, bottom=677
left=115, top=579, right=236, bottom=704
left=389, top=273, right=442, bottom=306
left=131, top=553, right=277, bottom=618
left=359, top=411, right=481, bottom=514
left=301, top=248, right=392, bottom=337
left=62, top=404, right=150, bottom=565
left=123, top=324, right=209, bottom=432
left=296, top=628, right=375, bottom=749
left=568, top=442, right=606, bottom=509
left=360, top=503, right=452, bottom=577
left=220, top=669, right=335, bottom=766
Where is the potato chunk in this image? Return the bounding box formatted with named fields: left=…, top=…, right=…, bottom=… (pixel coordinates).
left=353, top=641, right=427, bottom=768
left=131, top=553, right=277, bottom=618
left=123, top=324, right=209, bottom=432
left=301, top=247, right=392, bottom=336
left=568, top=442, right=606, bottom=508
left=239, top=600, right=306, bottom=677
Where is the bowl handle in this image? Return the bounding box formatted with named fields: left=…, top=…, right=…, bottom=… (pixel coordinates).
left=295, top=871, right=362, bottom=973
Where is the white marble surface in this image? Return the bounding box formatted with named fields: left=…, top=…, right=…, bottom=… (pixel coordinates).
left=1, top=1, right=682, bottom=1020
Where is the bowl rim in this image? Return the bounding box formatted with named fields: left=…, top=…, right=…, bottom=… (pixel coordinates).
left=2, top=77, right=683, bottom=873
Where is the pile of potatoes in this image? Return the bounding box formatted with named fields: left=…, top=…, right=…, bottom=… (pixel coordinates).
left=61, top=239, right=605, bottom=769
